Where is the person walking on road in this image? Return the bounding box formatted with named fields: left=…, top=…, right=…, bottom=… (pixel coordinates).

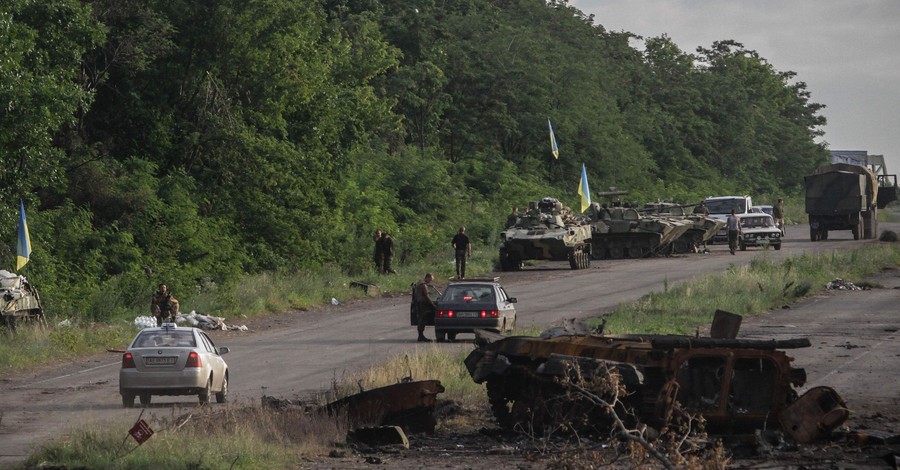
left=726, top=209, right=741, bottom=255
left=451, top=226, right=471, bottom=279
left=772, top=198, right=785, bottom=235
left=413, top=273, right=436, bottom=342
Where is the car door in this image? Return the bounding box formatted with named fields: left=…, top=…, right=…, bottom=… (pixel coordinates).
left=199, top=331, right=227, bottom=390
left=497, top=286, right=516, bottom=328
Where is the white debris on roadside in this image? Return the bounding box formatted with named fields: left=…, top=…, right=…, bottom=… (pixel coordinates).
left=131, top=311, right=249, bottom=331
left=57, top=319, right=72, bottom=327
left=825, top=278, right=862, bottom=290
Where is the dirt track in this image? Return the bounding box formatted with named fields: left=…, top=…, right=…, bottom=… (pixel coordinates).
left=0, top=224, right=898, bottom=467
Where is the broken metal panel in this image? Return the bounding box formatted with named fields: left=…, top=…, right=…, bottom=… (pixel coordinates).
left=779, top=386, right=850, bottom=444
left=710, top=309, right=742, bottom=339
left=325, top=380, right=445, bottom=434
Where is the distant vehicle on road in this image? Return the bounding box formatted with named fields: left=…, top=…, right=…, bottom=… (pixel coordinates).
left=119, top=324, right=230, bottom=407
left=704, top=196, right=752, bottom=243
left=751, top=205, right=773, bottom=216
left=737, top=213, right=782, bottom=250
left=433, top=278, right=516, bottom=342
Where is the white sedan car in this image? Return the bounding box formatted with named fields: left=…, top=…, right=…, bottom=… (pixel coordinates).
left=119, top=324, right=230, bottom=407
left=738, top=213, right=782, bottom=250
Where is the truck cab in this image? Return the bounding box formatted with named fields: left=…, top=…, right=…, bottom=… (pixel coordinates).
left=703, top=196, right=752, bottom=243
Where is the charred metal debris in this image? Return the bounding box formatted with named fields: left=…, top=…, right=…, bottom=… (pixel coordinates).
left=465, top=310, right=850, bottom=444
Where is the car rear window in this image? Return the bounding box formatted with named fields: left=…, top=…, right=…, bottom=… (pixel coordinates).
left=443, top=285, right=495, bottom=303
left=134, top=330, right=196, bottom=348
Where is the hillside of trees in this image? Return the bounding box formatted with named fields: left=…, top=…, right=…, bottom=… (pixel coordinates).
left=0, top=0, right=829, bottom=320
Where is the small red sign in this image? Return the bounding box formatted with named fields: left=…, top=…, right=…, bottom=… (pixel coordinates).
left=129, top=419, right=154, bottom=445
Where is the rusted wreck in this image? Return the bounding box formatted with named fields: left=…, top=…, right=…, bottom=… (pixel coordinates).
left=326, top=379, right=445, bottom=434
left=465, top=311, right=848, bottom=443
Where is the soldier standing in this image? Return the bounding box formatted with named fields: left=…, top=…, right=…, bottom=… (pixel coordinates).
left=413, top=273, right=436, bottom=342
left=372, top=230, right=384, bottom=272
left=381, top=233, right=396, bottom=274
left=772, top=198, right=785, bottom=235
left=451, top=226, right=471, bottom=279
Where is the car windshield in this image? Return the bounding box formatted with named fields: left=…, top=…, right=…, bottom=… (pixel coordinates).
left=705, top=199, right=746, bottom=215
left=741, top=217, right=774, bottom=228
left=442, top=285, right=495, bottom=303
left=134, top=330, right=196, bottom=348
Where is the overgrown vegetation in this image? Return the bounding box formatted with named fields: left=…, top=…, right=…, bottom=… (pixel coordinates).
left=3, top=0, right=830, bottom=325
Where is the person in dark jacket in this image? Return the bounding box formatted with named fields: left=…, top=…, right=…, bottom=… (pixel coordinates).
left=413, top=273, right=436, bottom=342
left=381, top=233, right=396, bottom=274
left=451, top=226, right=471, bottom=279
left=372, top=230, right=384, bottom=271
left=150, top=283, right=179, bottom=326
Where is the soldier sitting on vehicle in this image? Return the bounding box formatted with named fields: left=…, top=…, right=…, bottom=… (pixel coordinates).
left=150, top=283, right=180, bottom=326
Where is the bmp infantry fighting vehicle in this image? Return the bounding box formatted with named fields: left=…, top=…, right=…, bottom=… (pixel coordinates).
left=586, top=192, right=692, bottom=259
left=466, top=312, right=849, bottom=443
left=499, top=197, right=592, bottom=271
left=0, top=270, right=44, bottom=329
left=642, top=202, right=725, bottom=254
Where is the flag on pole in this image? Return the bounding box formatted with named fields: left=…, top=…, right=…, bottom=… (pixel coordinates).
left=16, top=200, right=31, bottom=270
left=578, top=164, right=592, bottom=213
left=548, top=119, right=559, bottom=159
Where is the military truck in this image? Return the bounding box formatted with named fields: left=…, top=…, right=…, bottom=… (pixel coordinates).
left=806, top=154, right=899, bottom=241
left=499, top=197, right=592, bottom=270
left=0, top=270, right=44, bottom=329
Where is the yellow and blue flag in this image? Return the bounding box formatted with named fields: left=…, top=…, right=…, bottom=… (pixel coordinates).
left=16, top=200, right=31, bottom=270
left=578, top=164, right=592, bottom=213
left=548, top=119, right=559, bottom=159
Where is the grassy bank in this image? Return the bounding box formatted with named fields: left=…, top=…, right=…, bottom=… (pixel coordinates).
left=21, top=243, right=900, bottom=469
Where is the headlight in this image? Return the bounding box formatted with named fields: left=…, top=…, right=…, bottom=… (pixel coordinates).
left=771, top=233, right=780, bottom=238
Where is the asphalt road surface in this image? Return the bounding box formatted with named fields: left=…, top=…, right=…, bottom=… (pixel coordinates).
left=1, top=223, right=897, bottom=465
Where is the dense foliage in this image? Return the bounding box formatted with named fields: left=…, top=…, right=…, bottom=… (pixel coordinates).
left=0, top=0, right=829, bottom=319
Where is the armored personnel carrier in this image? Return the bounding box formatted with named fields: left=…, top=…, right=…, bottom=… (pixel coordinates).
left=499, top=197, right=592, bottom=271
left=465, top=312, right=849, bottom=443
left=642, top=202, right=725, bottom=254
left=0, top=270, right=44, bottom=329
left=587, top=203, right=691, bottom=259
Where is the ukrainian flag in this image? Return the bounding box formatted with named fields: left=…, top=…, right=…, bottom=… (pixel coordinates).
left=16, top=200, right=31, bottom=270
left=548, top=119, right=559, bottom=159
left=578, top=164, right=592, bottom=213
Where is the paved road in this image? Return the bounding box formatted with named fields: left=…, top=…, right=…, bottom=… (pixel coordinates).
left=0, top=224, right=896, bottom=464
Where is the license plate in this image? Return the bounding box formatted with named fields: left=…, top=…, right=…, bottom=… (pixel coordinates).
left=456, top=311, right=478, bottom=318
left=145, top=356, right=177, bottom=365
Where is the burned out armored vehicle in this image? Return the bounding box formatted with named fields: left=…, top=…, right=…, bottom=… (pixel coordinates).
left=465, top=312, right=849, bottom=443
left=642, top=202, right=726, bottom=254
left=587, top=203, right=692, bottom=259
left=499, top=197, right=592, bottom=271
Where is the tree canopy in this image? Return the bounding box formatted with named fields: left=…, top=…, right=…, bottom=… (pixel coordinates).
left=0, top=0, right=829, bottom=318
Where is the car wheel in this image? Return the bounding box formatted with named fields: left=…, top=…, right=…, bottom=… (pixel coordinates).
left=216, top=373, right=228, bottom=403
left=435, top=329, right=446, bottom=342
left=774, top=243, right=781, bottom=251
left=122, top=393, right=135, bottom=408
left=739, top=241, right=747, bottom=251
left=139, top=393, right=151, bottom=406
left=199, top=376, right=212, bottom=404
left=447, top=333, right=457, bottom=342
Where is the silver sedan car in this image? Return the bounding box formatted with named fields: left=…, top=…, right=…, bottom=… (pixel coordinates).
left=119, top=324, right=230, bottom=407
